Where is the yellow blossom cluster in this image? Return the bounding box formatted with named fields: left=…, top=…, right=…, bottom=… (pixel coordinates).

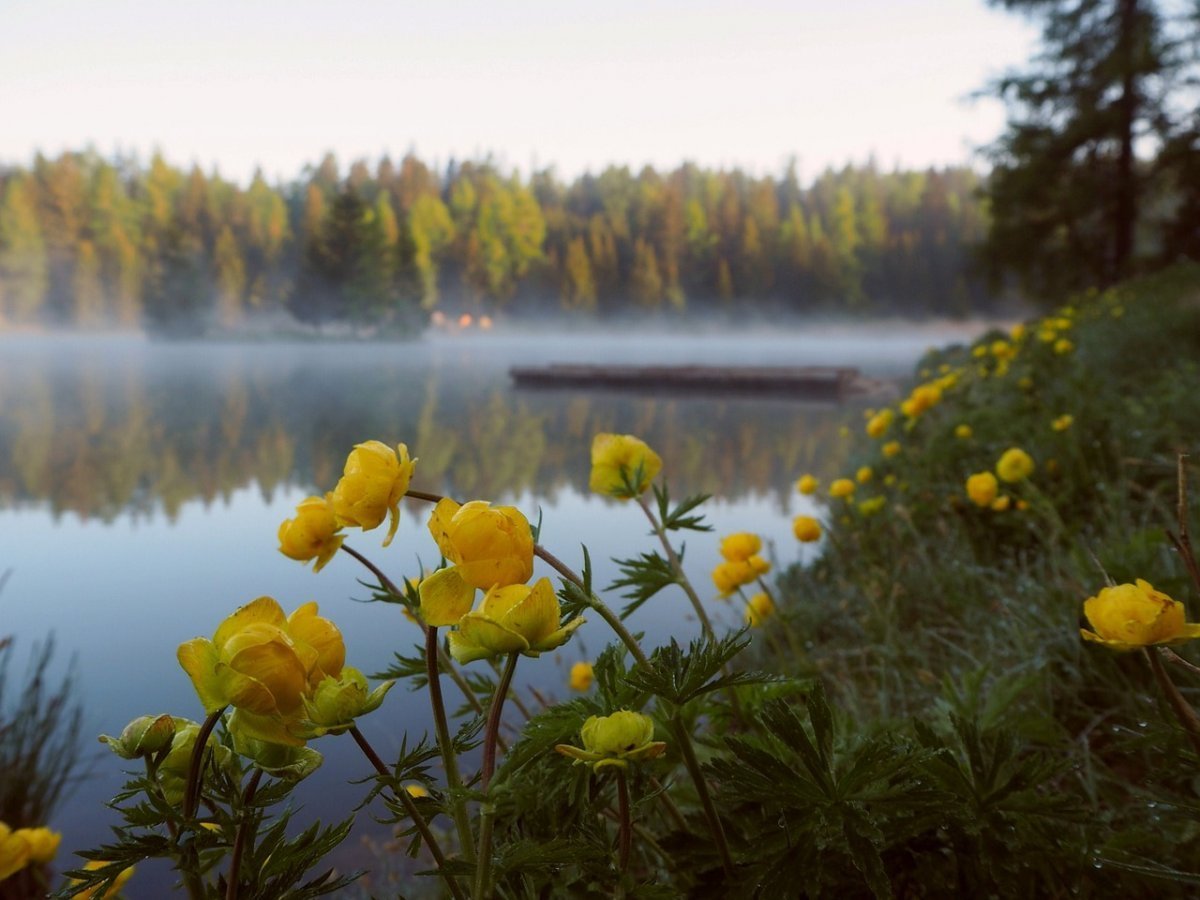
left=0, top=822, right=61, bottom=881
left=711, top=531, right=770, bottom=597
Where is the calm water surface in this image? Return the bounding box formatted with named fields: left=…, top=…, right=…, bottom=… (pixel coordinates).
left=0, top=324, right=979, bottom=895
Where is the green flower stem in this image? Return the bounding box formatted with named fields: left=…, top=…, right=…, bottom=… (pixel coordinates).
left=340, top=543, right=486, bottom=717
left=489, top=657, right=534, bottom=722
left=1147, top=648, right=1200, bottom=756
left=473, top=653, right=520, bottom=900
left=350, top=726, right=467, bottom=900
left=183, top=707, right=225, bottom=820
left=636, top=495, right=715, bottom=641
left=143, top=754, right=179, bottom=842
left=482, top=653, right=519, bottom=790
left=669, top=713, right=734, bottom=877
left=225, top=767, right=262, bottom=900
left=533, top=543, right=652, bottom=669
left=426, top=626, right=476, bottom=863
left=615, top=767, right=632, bottom=874
left=754, top=577, right=803, bottom=656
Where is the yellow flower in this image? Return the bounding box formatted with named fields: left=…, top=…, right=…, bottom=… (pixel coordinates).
left=972, top=345, right=988, bottom=358
left=966, top=472, right=998, bottom=507
left=71, top=860, right=136, bottom=900
left=1010, top=323, right=1027, bottom=341
left=569, top=661, right=595, bottom=692
left=901, top=384, right=942, bottom=418
left=0, top=823, right=31, bottom=881
left=995, top=447, right=1035, bottom=483
left=555, top=710, right=667, bottom=771
left=1081, top=580, right=1200, bottom=652
left=856, top=466, right=873, bottom=484
left=990, top=339, right=1014, bottom=361
left=405, top=784, right=429, bottom=798
left=744, top=592, right=775, bottom=627
left=954, top=424, right=973, bottom=440
left=1052, top=414, right=1074, bottom=432
left=795, top=474, right=819, bottom=495
left=792, top=515, right=821, bottom=543
left=883, top=473, right=897, bottom=486
left=13, top=827, right=61, bottom=864
left=865, top=408, right=894, bottom=438
left=882, top=440, right=901, bottom=458
left=711, top=559, right=765, bottom=597
left=278, top=495, right=344, bottom=573
left=719, top=532, right=761, bottom=562
left=1016, top=499, right=1029, bottom=511
left=329, top=440, right=416, bottom=547
left=177, top=597, right=345, bottom=744
left=829, top=478, right=855, bottom=499
left=991, top=495, right=1011, bottom=511
left=858, top=496, right=886, bottom=516
left=589, top=433, right=662, bottom=499
left=1037, top=325, right=1058, bottom=343
left=1054, top=338, right=1074, bottom=355
left=427, top=498, right=534, bottom=592
left=156, top=719, right=235, bottom=804
left=444, top=577, right=584, bottom=665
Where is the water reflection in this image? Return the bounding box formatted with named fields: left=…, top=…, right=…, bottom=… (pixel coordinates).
left=0, top=332, right=885, bottom=520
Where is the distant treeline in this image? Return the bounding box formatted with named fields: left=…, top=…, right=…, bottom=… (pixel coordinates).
left=0, top=151, right=997, bottom=333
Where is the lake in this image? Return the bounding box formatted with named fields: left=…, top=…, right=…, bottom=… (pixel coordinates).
left=0, top=322, right=984, bottom=896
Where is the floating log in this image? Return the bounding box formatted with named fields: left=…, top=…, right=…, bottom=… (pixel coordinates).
left=508, top=364, right=862, bottom=400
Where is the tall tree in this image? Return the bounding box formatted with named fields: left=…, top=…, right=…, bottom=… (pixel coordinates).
left=980, top=0, right=1173, bottom=297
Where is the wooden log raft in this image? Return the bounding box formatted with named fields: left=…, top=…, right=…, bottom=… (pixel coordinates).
left=508, top=364, right=862, bottom=400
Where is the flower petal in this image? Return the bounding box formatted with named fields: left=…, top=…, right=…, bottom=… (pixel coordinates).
left=420, top=566, right=476, bottom=626
left=177, top=638, right=226, bottom=712
left=214, top=596, right=288, bottom=650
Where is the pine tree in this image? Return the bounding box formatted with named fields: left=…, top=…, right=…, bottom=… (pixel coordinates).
left=0, top=176, right=49, bottom=323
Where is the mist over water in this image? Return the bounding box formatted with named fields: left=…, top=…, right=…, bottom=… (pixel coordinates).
left=0, top=321, right=991, bottom=895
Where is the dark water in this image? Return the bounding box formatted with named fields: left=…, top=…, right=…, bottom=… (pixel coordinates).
left=0, top=324, right=975, bottom=895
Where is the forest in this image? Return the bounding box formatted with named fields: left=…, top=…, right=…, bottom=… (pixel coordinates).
left=0, top=152, right=995, bottom=334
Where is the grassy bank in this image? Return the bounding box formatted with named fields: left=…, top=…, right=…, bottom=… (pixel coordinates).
left=773, top=262, right=1200, bottom=895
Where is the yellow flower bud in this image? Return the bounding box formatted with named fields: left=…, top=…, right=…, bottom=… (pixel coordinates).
left=744, top=592, right=775, bottom=627
left=829, top=478, right=855, bottom=499
left=0, top=823, right=31, bottom=881
left=329, top=440, right=416, bottom=547
left=569, top=661, right=595, bottom=692
left=13, top=826, right=60, bottom=865
left=965, top=472, right=998, bottom=508
left=156, top=720, right=235, bottom=805
left=588, top=433, right=663, bottom=499
left=405, top=784, right=429, bottom=798
left=719, top=532, right=762, bottom=562
left=555, top=710, right=667, bottom=771
left=858, top=496, right=886, bottom=516
left=795, top=474, right=818, bottom=495
left=278, top=495, right=344, bottom=573
left=991, top=495, right=1011, bottom=511
left=882, top=440, right=901, bottom=458
left=427, top=498, right=534, bottom=591
left=1081, top=580, right=1200, bottom=651
left=792, top=515, right=821, bottom=543
left=229, top=721, right=324, bottom=778
left=72, top=859, right=136, bottom=900
left=856, top=466, right=873, bottom=484
left=1054, top=338, right=1074, bottom=355
left=865, top=408, right=894, bottom=438
left=1052, top=414, right=1074, bottom=432
left=995, top=447, right=1035, bottom=483
left=300, top=667, right=394, bottom=738
left=445, top=577, right=584, bottom=665
left=954, top=424, right=972, bottom=440
left=100, top=713, right=177, bottom=759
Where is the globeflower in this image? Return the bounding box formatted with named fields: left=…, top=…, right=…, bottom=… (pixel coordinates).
left=795, top=474, right=819, bottom=495
left=298, top=667, right=393, bottom=738
left=829, top=478, right=855, bottom=499
left=1052, top=414, right=1074, bottom=432
left=0, top=824, right=31, bottom=881
left=278, top=495, right=344, bottom=573
left=744, top=592, right=775, bottom=627
left=442, top=578, right=584, bottom=665
left=569, top=661, right=595, bottom=692
left=1054, top=338, right=1074, bottom=355
left=882, top=440, right=901, bottom=458
left=995, top=447, right=1035, bottom=483
left=711, top=558, right=768, bottom=597
left=70, top=860, right=136, bottom=900
left=954, top=424, right=973, bottom=440
left=965, top=472, right=998, bottom=508
left=556, top=710, right=667, bottom=772
left=719, top=532, right=762, bottom=562
left=100, top=713, right=177, bottom=759
left=858, top=496, right=886, bottom=516
left=856, top=466, right=873, bottom=484
left=329, top=440, right=416, bottom=547
left=865, top=408, right=894, bottom=438
left=13, top=826, right=60, bottom=864
left=177, top=597, right=345, bottom=740
left=1081, top=580, right=1200, bottom=651
left=427, top=498, right=534, bottom=592
left=589, top=433, right=662, bottom=499
left=792, top=515, right=821, bottom=543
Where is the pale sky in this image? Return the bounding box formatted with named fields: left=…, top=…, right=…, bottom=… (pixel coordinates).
left=0, top=0, right=1037, bottom=184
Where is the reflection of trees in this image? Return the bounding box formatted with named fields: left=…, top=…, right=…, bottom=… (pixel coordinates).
left=0, top=348, right=856, bottom=520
